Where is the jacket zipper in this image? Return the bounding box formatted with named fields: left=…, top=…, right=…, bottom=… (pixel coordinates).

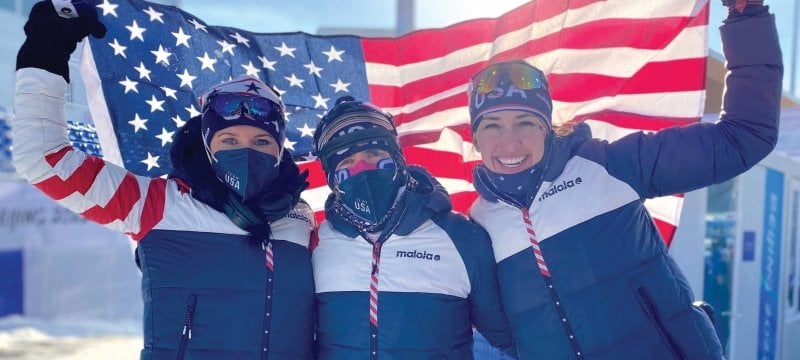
left=177, top=294, right=198, bottom=360
left=635, top=287, right=687, bottom=360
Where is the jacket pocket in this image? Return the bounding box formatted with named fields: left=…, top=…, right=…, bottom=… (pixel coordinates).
left=634, top=286, right=687, bottom=360
left=177, top=295, right=198, bottom=360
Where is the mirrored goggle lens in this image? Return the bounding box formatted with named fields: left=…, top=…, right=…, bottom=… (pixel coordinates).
left=471, top=62, right=544, bottom=95
left=206, top=93, right=282, bottom=121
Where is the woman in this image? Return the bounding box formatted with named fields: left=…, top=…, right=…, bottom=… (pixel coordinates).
left=466, top=2, right=780, bottom=359
left=12, top=2, right=315, bottom=359
left=311, top=96, right=517, bottom=359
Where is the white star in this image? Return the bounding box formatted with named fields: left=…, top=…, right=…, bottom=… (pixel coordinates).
left=143, top=6, right=164, bottom=23
left=188, top=18, right=207, bottom=33
left=284, top=73, right=305, bottom=88
left=197, top=52, right=217, bottom=71
left=128, top=113, right=148, bottom=133
left=141, top=152, right=160, bottom=171
left=311, top=93, right=329, bottom=109
left=172, top=27, right=191, bottom=47
left=133, top=62, right=151, bottom=81
left=125, top=20, right=146, bottom=41
left=97, top=0, right=118, bottom=17
left=302, top=152, right=318, bottom=161
left=322, top=45, right=344, bottom=62
left=161, top=86, right=177, bottom=100
left=274, top=42, right=296, bottom=58
left=145, top=95, right=165, bottom=113
left=186, top=105, right=201, bottom=118
left=303, top=61, right=323, bottom=78
left=272, top=85, right=286, bottom=96
left=151, top=45, right=172, bottom=65
left=283, top=137, right=297, bottom=151
left=297, top=123, right=315, bottom=137
left=217, top=40, right=236, bottom=56
left=118, top=76, right=138, bottom=94
left=108, top=38, right=127, bottom=57
left=155, top=128, right=175, bottom=147
left=172, top=115, right=186, bottom=128
left=329, top=78, right=351, bottom=93
left=241, top=61, right=261, bottom=77
left=230, top=32, right=250, bottom=47
left=177, top=69, right=197, bottom=89
left=258, top=56, right=276, bottom=71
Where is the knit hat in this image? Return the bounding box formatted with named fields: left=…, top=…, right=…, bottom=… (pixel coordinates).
left=313, top=96, right=406, bottom=187
left=199, top=75, right=286, bottom=152
left=468, top=60, right=553, bottom=132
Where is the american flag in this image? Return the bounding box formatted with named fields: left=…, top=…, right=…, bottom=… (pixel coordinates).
left=80, top=0, right=710, bottom=245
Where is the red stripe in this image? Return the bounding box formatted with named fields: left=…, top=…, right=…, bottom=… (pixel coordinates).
left=35, top=155, right=107, bottom=200
left=404, top=147, right=478, bottom=180
left=362, top=0, right=604, bottom=65
left=129, top=178, right=167, bottom=241
left=81, top=173, right=141, bottom=225
left=44, top=146, right=71, bottom=167
left=653, top=218, right=677, bottom=247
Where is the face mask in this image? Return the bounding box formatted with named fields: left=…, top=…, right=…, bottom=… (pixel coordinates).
left=336, top=168, right=399, bottom=224
left=211, top=148, right=279, bottom=201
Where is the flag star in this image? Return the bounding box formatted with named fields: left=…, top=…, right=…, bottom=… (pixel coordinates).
left=155, top=128, right=175, bottom=146
left=172, top=27, right=191, bottom=47
left=177, top=69, right=197, bottom=89
left=143, top=6, right=164, bottom=23
left=133, top=62, right=151, bottom=81
left=284, top=73, right=305, bottom=88
left=283, top=138, right=297, bottom=151
left=146, top=95, right=166, bottom=112
left=97, top=0, right=118, bottom=17
left=230, top=32, right=251, bottom=47
left=141, top=152, right=160, bottom=171
left=329, top=78, right=351, bottom=93
left=303, top=61, right=323, bottom=77
left=172, top=115, right=186, bottom=128
left=258, top=56, right=276, bottom=71
left=125, top=20, right=146, bottom=41
left=128, top=113, right=148, bottom=133
left=272, top=85, right=286, bottom=96
left=186, top=105, right=201, bottom=118
left=197, top=52, right=217, bottom=71
left=297, top=123, right=315, bottom=137
left=322, top=45, right=344, bottom=62
left=119, top=76, right=138, bottom=94
left=108, top=38, right=127, bottom=57
left=161, top=86, right=178, bottom=100
left=499, top=176, right=505, bottom=181
left=217, top=40, right=236, bottom=56
left=302, top=152, right=318, bottom=161
left=517, top=186, right=523, bottom=190
left=151, top=45, right=172, bottom=65
left=188, top=18, right=207, bottom=33
left=274, top=42, right=296, bottom=58
left=241, top=61, right=261, bottom=77
left=311, top=93, right=329, bottom=109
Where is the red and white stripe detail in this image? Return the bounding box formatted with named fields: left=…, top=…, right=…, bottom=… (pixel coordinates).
left=522, top=209, right=551, bottom=277
left=265, top=241, right=275, bottom=271
left=369, top=241, right=382, bottom=327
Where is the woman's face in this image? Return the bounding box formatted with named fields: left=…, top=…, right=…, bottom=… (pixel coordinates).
left=473, top=110, right=548, bottom=174
left=209, top=125, right=280, bottom=157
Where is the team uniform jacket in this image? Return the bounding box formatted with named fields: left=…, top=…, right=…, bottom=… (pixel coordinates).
left=12, top=68, right=316, bottom=360
left=470, top=13, right=782, bottom=360
left=313, top=167, right=516, bottom=359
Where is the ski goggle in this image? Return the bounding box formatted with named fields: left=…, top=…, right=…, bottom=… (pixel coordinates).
left=203, top=92, right=284, bottom=122
left=334, top=157, right=395, bottom=184
left=469, top=61, right=546, bottom=95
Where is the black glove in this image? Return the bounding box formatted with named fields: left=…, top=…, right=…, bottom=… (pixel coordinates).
left=16, top=0, right=106, bottom=82
left=722, top=0, right=766, bottom=19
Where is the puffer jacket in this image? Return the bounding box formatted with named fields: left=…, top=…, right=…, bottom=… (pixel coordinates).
left=470, top=11, right=782, bottom=360
left=313, top=166, right=517, bottom=359
left=12, top=68, right=316, bottom=359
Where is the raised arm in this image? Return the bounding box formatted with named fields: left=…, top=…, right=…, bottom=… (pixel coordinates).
left=601, top=4, right=782, bottom=198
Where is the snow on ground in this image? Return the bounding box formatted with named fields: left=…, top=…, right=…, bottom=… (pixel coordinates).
left=0, top=316, right=141, bottom=360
